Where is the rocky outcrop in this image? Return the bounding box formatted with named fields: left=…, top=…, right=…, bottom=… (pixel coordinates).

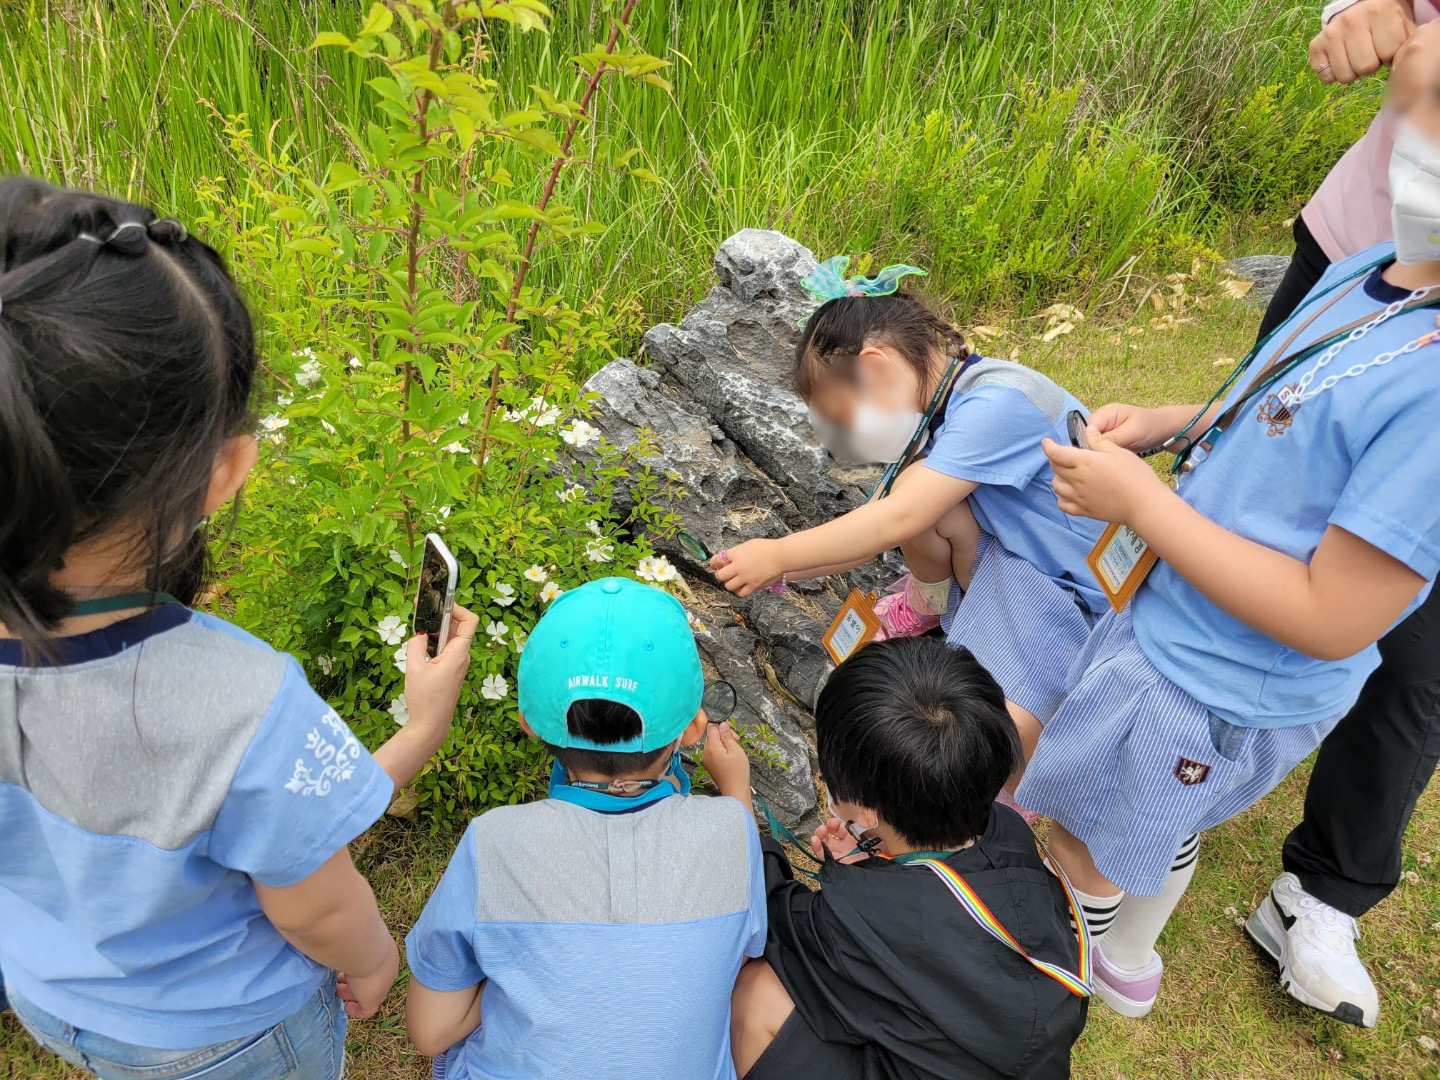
left=568, top=230, right=898, bottom=828
left=1224, top=254, right=1291, bottom=308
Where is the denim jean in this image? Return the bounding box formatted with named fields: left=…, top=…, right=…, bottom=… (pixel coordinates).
left=4, top=974, right=346, bottom=1079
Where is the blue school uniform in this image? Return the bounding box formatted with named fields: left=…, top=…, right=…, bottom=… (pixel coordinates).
left=0, top=606, right=393, bottom=1048
left=918, top=358, right=1107, bottom=719
left=1020, top=242, right=1440, bottom=894
left=408, top=769, right=766, bottom=1080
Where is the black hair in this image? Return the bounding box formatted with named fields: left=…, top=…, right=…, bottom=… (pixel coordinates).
left=0, top=177, right=257, bottom=658
left=545, top=698, right=673, bottom=777
left=793, top=290, right=969, bottom=400
left=815, top=637, right=1020, bottom=848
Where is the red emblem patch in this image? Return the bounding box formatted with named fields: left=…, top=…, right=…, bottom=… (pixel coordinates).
left=1174, top=757, right=1210, bottom=786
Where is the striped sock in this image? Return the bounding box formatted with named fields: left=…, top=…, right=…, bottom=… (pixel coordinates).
left=1073, top=885, right=1124, bottom=941
left=1104, top=834, right=1200, bottom=971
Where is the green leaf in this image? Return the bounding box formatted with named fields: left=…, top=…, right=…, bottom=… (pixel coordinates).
left=309, top=31, right=353, bottom=49
left=628, top=167, right=662, bottom=185
left=359, top=3, right=394, bottom=37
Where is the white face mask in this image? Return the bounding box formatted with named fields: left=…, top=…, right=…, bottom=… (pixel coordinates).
left=1389, top=118, right=1440, bottom=265
left=850, top=400, right=924, bottom=463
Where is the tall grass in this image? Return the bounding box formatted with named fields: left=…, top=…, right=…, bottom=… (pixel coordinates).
left=1, top=0, right=1381, bottom=323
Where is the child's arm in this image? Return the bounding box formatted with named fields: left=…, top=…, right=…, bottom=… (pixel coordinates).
left=254, top=848, right=400, bottom=1019
left=370, top=605, right=478, bottom=791
left=1044, top=434, right=1427, bottom=660
left=716, top=466, right=977, bottom=596
left=406, top=980, right=485, bottom=1057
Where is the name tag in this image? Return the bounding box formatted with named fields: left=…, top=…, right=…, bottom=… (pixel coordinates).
left=1086, top=524, right=1159, bottom=612
left=823, top=589, right=883, bottom=665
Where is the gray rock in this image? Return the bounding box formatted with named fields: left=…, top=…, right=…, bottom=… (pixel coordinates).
left=1224, top=254, right=1291, bottom=307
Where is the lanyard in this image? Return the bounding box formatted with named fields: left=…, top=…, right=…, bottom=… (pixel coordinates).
left=68, top=591, right=180, bottom=616
left=1166, top=258, right=1440, bottom=475
left=904, top=850, right=1092, bottom=998
left=868, top=354, right=967, bottom=501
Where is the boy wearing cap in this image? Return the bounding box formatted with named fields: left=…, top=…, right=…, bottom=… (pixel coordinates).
left=403, top=577, right=767, bottom=1080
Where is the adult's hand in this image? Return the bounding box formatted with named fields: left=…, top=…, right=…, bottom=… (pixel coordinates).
left=1310, top=0, right=1415, bottom=84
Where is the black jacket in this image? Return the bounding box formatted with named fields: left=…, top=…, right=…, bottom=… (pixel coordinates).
left=762, top=805, right=1087, bottom=1079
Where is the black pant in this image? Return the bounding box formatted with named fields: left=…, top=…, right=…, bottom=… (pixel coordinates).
left=1260, top=216, right=1440, bottom=917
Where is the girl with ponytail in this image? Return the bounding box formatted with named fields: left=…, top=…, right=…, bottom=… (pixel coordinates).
left=0, top=178, right=476, bottom=1079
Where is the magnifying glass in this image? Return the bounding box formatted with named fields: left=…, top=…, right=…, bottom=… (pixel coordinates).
left=702, top=680, right=737, bottom=725
left=678, top=531, right=713, bottom=563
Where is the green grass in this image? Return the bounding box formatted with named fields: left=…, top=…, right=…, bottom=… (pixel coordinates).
left=4, top=297, right=1439, bottom=1078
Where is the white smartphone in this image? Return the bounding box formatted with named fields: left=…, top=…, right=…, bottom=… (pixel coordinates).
left=413, top=533, right=459, bottom=658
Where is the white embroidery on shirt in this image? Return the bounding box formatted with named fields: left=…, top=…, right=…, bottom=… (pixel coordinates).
left=284, top=709, right=362, bottom=797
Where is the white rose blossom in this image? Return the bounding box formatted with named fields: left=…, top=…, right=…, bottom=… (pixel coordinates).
left=561, top=420, right=600, bottom=448
left=442, top=441, right=468, bottom=454
left=315, top=655, right=335, bottom=675
left=393, top=644, right=409, bottom=674
left=486, top=620, right=509, bottom=645
left=377, top=614, right=407, bottom=646
left=524, top=565, right=548, bottom=584
left=637, top=555, right=678, bottom=584
left=539, top=581, right=563, bottom=604
left=493, top=582, right=516, bottom=607
left=388, top=695, right=409, bottom=726
left=558, top=484, right=585, bottom=503
left=513, top=630, right=528, bottom=654
left=296, top=358, right=323, bottom=388
left=481, top=674, right=509, bottom=701
left=585, top=540, right=614, bottom=563
left=586, top=520, right=602, bottom=536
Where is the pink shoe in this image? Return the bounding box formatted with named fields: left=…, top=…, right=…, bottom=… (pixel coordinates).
left=1092, top=943, right=1164, bottom=1018
left=996, top=786, right=1040, bottom=826
left=873, top=577, right=942, bottom=640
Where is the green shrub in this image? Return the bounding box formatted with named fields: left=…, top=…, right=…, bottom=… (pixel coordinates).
left=207, top=0, right=682, bottom=827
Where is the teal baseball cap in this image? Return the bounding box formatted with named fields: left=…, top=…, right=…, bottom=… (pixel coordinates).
left=517, top=576, right=703, bottom=752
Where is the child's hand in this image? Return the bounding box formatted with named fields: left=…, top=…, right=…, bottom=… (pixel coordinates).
left=1043, top=433, right=1171, bottom=525
left=702, top=720, right=752, bottom=800
left=810, top=818, right=868, bottom=864
left=403, top=604, right=479, bottom=735
left=1087, top=403, right=1171, bottom=453
left=336, top=936, right=401, bottom=1019
left=712, top=539, right=784, bottom=596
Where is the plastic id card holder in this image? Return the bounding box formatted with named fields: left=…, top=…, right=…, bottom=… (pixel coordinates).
left=823, top=589, right=882, bottom=665
left=1086, top=524, right=1159, bottom=612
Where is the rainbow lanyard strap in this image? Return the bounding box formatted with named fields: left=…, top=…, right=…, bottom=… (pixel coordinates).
left=908, top=853, right=1093, bottom=998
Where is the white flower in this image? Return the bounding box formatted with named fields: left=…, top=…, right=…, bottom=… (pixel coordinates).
left=315, top=655, right=335, bottom=675
left=686, top=610, right=705, bottom=633
left=524, top=565, right=548, bottom=584
left=438, top=505, right=452, bottom=519
left=259, top=413, right=289, bottom=434
left=377, top=614, right=407, bottom=645
left=393, top=644, right=409, bottom=674
left=539, top=581, right=562, bottom=603
left=320, top=419, right=337, bottom=435
left=388, top=549, right=406, bottom=567
left=388, top=695, right=409, bottom=726
left=493, top=582, right=516, bottom=607
left=481, top=673, right=509, bottom=700
left=513, top=630, right=528, bottom=654
left=296, top=358, right=323, bottom=387
left=458, top=412, right=470, bottom=426
left=586, top=520, right=602, bottom=536
left=531, top=397, right=560, bottom=427
left=561, top=420, right=600, bottom=448
left=442, top=441, right=468, bottom=454
left=276, top=394, right=294, bottom=407
left=585, top=539, right=614, bottom=563
left=348, top=355, right=362, bottom=369
left=637, top=555, right=678, bottom=583
left=486, top=620, right=508, bottom=644
left=558, top=484, right=585, bottom=503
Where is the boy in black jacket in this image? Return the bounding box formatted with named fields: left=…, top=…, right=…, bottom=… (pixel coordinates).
left=708, top=637, right=1088, bottom=1079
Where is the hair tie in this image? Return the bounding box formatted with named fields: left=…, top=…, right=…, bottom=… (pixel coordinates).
left=149, top=218, right=188, bottom=245
left=102, top=221, right=149, bottom=255
left=800, top=255, right=928, bottom=304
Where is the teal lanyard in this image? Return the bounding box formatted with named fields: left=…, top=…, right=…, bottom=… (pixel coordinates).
left=868, top=354, right=966, bottom=501
left=68, top=591, right=180, bottom=616
left=1167, top=257, right=1440, bottom=475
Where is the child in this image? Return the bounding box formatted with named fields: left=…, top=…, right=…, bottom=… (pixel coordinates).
left=0, top=178, right=475, bottom=1077
left=709, top=637, right=1088, bottom=1079
left=1026, top=74, right=1440, bottom=1022
left=714, top=265, right=1107, bottom=773
left=404, top=576, right=766, bottom=1079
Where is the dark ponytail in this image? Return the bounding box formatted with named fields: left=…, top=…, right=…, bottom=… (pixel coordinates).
left=793, top=291, right=970, bottom=400
left=0, top=177, right=257, bottom=658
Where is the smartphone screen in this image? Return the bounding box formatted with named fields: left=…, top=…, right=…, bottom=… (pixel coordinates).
left=414, top=534, right=457, bottom=658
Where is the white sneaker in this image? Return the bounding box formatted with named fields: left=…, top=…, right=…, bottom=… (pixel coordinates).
left=1245, top=872, right=1378, bottom=1028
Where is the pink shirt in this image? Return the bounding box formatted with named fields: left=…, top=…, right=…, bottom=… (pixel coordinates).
left=1302, top=0, right=1440, bottom=260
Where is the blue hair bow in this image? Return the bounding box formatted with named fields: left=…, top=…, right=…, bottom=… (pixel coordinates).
left=800, top=255, right=928, bottom=304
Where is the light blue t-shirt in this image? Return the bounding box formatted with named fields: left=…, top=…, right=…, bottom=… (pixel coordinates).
left=0, top=606, right=394, bottom=1047
left=919, top=357, right=1108, bottom=613
left=406, top=782, right=767, bottom=1080
left=1134, top=242, right=1440, bottom=729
